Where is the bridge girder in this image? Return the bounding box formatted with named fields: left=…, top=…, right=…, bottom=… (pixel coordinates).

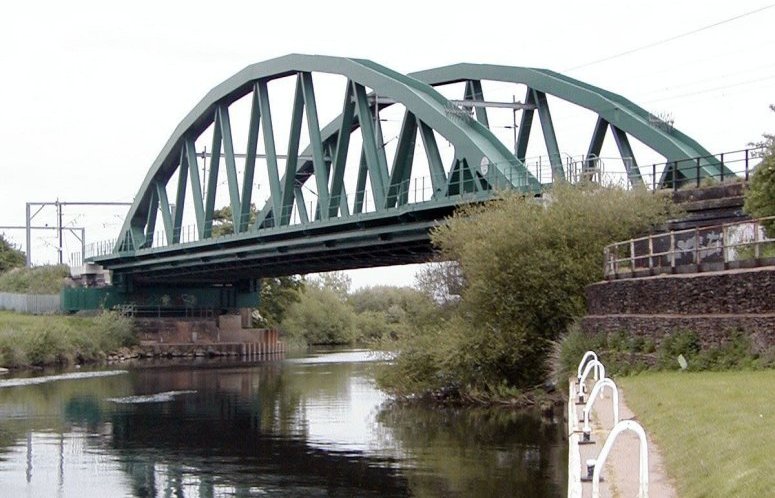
left=115, top=54, right=534, bottom=258
left=408, top=63, right=731, bottom=186
left=94, top=55, right=728, bottom=284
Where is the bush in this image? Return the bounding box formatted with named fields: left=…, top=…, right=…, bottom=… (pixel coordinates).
left=0, top=265, right=70, bottom=294
left=0, top=235, right=24, bottom=273
left=0, top=311, right=136, bottom=368
left=554, top=325, right=768, bottom=381
left=280, top=285, right=357, bottom=345
left=744, top=107, right=775, bottom=235
left=378, top=183, right=676, bottom=400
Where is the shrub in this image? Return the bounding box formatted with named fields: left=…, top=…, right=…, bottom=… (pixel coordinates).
left=0, top=311, right=136, bottom=368
left=744, top=106, right=775, bottom=235
left=0, top=265, right=70, bottom=294
left=280, top=285, right=357, bottom=345
left=379, top=183, right=676, bottom=400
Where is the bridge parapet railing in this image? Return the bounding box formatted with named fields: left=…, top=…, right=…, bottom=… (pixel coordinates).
left=84, top=147, right=763, bottom=259
left=604, top=216, right=775, bottom=278
left=638, top=146, right=762, bottom=191
left=85, top=161, right=531, bottom=258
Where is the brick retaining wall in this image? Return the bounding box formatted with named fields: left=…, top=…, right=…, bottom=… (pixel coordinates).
left=582, top=266, right=775, bottom=346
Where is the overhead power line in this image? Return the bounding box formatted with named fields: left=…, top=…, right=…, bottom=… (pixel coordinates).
left=565, top=4, right=775, bottom=72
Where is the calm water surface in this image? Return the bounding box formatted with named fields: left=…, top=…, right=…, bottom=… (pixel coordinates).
left=0, top=349, right=566, bottom=497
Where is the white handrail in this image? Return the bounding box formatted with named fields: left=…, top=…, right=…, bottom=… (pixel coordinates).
left=577, top=351, right=599, bottom=380
left=579, top=359, right=605, bottom=388
left=583, top=378, right=620, bottom=433
left=592, top=420, right=649, bottom=498
left=575, top=351, right=599, bottom=400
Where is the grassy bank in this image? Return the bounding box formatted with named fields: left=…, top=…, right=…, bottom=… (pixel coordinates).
left=0, top=311, right=136, bottom=369
left=619, top=371, right=775, bottom=498
left=0, top=265, right=70, bottom=294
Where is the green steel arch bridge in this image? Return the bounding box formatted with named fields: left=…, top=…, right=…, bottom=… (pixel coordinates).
left=74, top=54, right=732, bottom=311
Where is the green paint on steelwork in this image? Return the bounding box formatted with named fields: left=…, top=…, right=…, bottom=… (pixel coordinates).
left=99, top=55, right=729, bottom=286
left=61, top=284, right=259, bottom=313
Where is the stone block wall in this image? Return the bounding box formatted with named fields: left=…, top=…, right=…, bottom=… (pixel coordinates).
left=582, top=266, right=775, bottom=347
left=135, top=318, right=220, bottom=344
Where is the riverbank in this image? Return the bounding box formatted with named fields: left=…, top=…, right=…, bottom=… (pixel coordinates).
left=568, top=376, right=676, bottom=497
left=619, top=370, right=775, bottom=497
left=0, top=311, right=135, bottom=369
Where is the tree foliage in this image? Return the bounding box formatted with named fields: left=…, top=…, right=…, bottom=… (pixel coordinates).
left=414, top=261, right=464, bottom=308
left=744, top=106, right=775, bottom=234
left=281, top=282, right=358, bottom=345
left=314, top=271, right=351, bottom=299
left=0, top=235, right=25, bottom=274
left=211, top=204, right=257, bottom=237
left=349, top=285, right=438, bottom=340
left=378, top=183, right=676, bottom=399
left=257, top=276, right=305, bottom=327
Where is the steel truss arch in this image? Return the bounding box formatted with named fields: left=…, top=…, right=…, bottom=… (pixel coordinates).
left=115, top=55, right=532, bottom=253
left=408, top=63, right=730, bottom=186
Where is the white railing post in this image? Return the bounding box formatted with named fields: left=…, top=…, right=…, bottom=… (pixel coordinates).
left=576, top=351, right=599, bottom=382
left=579, top=360, right=606, bottom=392
left=575, top=351, right=599, bottom=402
left=583, top=378, right=620, bottom=433
left=592, top=420, right=649, bottom=498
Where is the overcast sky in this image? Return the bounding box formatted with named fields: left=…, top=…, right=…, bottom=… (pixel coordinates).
left=1, top=0, right=774, bottom=288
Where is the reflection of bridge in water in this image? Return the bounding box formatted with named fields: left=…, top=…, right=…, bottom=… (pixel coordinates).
left=67, top=54, right=738, bottom=312
left=0, top=354, right=567, bottom=497
left=110, top=361, right=410, bottom=497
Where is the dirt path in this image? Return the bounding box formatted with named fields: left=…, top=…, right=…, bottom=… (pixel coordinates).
left=571, top=380, right=678, bottom=497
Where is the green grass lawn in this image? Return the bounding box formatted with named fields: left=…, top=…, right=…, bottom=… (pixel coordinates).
left=619, top=370, right=775, bottom=498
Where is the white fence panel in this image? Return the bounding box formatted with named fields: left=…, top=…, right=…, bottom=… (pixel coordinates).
left=0, top=292, right=61, bottom=314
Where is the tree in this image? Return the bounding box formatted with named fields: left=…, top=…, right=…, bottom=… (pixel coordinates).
left=311, top=271, right=351, bottom=299
left=0, top=234, right=25, bottom=273
left=348, top=285, right=438, bottom=340
left=257, top=276, right=305, bottom=327
left=414, top=261, right=465, bottom=308
left=744, top=106, right=775, bottom=235
left=211, top=204, right=257, bottom=237
left=280, top=285, right=357, bottom=345
left=378, top=183, right=676, bottom=399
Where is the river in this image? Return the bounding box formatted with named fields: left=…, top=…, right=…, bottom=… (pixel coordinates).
left=0, top=349, right=567, bottom=497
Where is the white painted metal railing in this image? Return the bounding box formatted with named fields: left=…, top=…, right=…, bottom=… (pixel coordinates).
left=592, top=420, right=650, bottom=498
left=577, top=351, right=599, bottom=381
left=583, top=378, right=620, bottom=434
left=578, top=359, right=605, bottom=395
left=568, top=352, right=650, bottom=497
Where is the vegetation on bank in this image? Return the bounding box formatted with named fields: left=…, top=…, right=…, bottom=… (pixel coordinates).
left=0, top=311, right=136, bottom=369
left=375, top=183, right=676, bottom=402
left=0, top=265, right=70, bottom=294
left=619, top=371, right=775, bottom=498
left=0, top=234, right=25, bottom=273
left=555, top=325, right=775, bottom=382
left=278, top=272, right=437, bottom=348
left=744, top=105, right=775, bottom=234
